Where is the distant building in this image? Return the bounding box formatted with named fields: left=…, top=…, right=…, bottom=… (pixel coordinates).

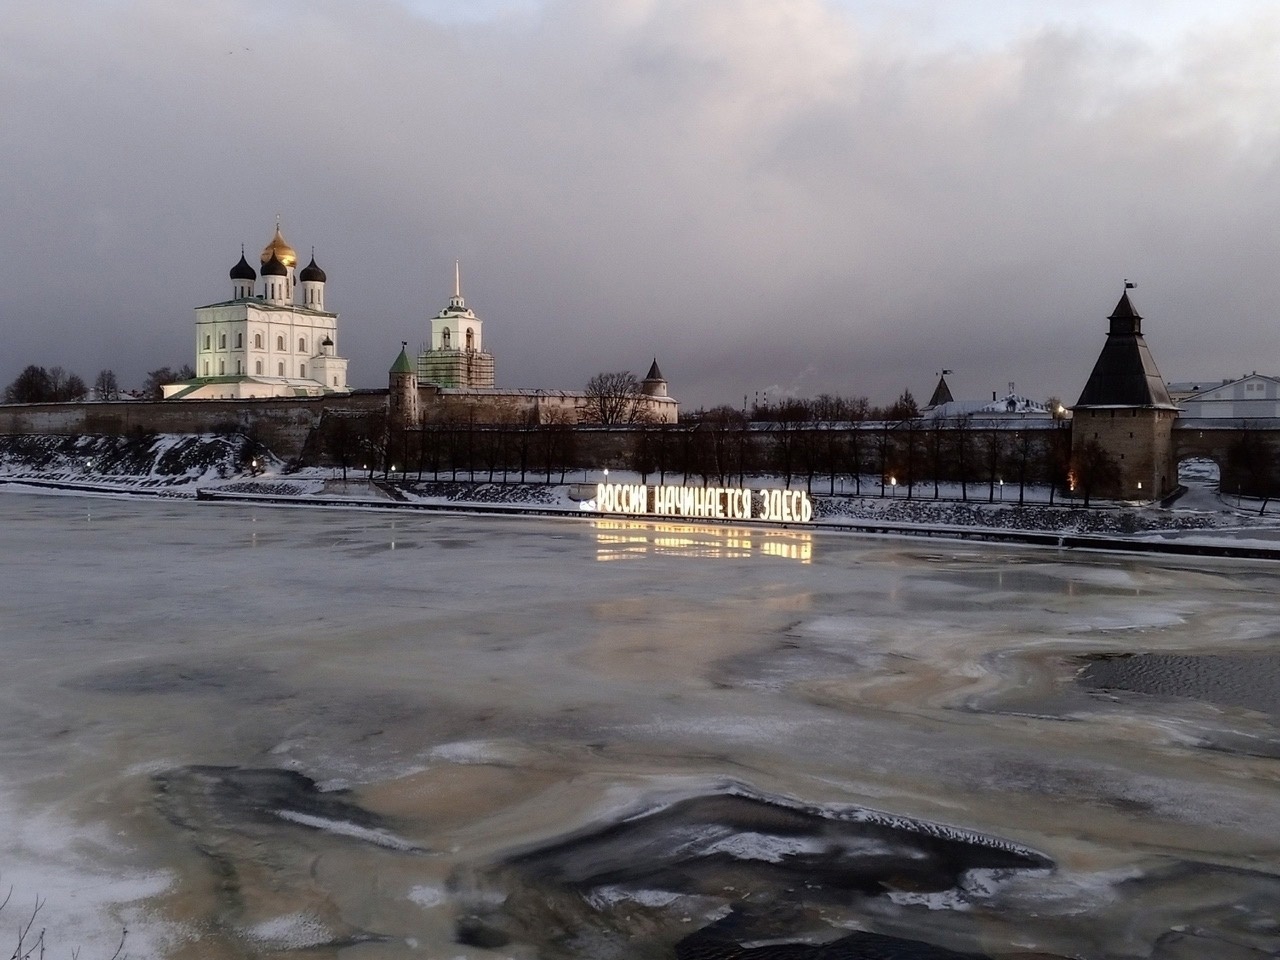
left=1174, top=374, right=1280, bottom=419
left=163, top=224, right=349, bottom=399
left=389, top=273, right=678, bottom=427
left=922, top=372, right=1054, bottom=421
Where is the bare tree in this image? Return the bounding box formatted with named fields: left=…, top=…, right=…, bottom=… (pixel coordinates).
left=3, top=365, right=88, bottom=403
left=320, top=410, right=361, bottom=479
left=143, top=365, right=195, bottom=399
left=1227, top=423, right=1275, bottom=508
left=94, top=369, right=120, bottom=401
left=47, top=367, right=87, bottom=401
left=583, top=371, right=644, bottom=425
left=3, top=366, right=54, bottom=403
left=1073, top=438, right=1120, bottom=507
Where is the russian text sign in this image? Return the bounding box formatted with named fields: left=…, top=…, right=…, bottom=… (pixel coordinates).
left=594, top=483, right=812, bottom=523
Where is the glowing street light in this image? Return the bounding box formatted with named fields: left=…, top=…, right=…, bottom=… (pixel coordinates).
left=890, top=476, right=897, bottom=499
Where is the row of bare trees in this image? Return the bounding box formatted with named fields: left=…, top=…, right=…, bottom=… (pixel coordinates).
left=632, top=412, right=1088, bottom=503
left=3, top=364, right=198, bottom=402
left=311, top=398, right=1121, bottom=504
left=317, top=404, right=583, bottom=484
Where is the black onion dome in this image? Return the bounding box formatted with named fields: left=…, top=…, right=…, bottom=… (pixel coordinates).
left=321, top=336, right=333, bottom=346
left=230, top=253, right=256, bottom=281
left=299, top=256, right=326, bottom=283
left=261, top=252, right=288, bottom=277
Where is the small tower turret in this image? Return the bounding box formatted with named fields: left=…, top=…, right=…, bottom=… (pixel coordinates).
left=230, top=247, right=256, bottom=300
left=299, top=250, right=326, bottom=311
left=261, top=253, right=290, bottom=305
left=641, top=358, right=668, bottom=398
left=389, top=342, right=419, bottom=429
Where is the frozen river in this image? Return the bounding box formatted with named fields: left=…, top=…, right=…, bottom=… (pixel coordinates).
left=1, top=490, right=1278, bottom=959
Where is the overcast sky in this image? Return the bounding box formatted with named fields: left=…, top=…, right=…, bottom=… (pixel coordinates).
left=3, top=0, right=1280, bottom=409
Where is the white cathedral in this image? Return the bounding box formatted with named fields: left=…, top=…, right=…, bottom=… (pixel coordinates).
left=163, top=224, right=350, bottom=399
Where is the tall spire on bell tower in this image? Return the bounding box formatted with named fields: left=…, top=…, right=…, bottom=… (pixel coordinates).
left=449, top=259, right=465, bottom=310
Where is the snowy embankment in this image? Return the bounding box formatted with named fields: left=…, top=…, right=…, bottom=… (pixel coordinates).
left=0, top=432, right=290, bottom=495
left=4, top=436, right=1279, bottom=544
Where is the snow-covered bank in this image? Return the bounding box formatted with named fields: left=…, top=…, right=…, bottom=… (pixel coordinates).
left=0, top=432, right=271, bottom=493
left=5, top=434, right=1280, bottom=545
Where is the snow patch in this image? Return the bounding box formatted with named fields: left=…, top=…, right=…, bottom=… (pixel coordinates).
left=0, top=786, right=181, bottom=959
left=408, top=884, right=447, bottom=908
left=428, top=740, right=506, bottom=764
left=585, top=886, right=683, bottom=909
left=704, top=831, right=829, bottom=863
left=273, top=810, right=420, bottom=851
left=245, top=912, right=332, bottom=949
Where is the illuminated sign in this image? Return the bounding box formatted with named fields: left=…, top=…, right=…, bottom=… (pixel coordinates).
left=593, top=483, right=813, bottom=523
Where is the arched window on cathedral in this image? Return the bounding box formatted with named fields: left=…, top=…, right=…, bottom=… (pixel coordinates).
left=254, top=333, right=262, bottom=349
left=466, top=328, right=474, bottom=350
left=204, top=335, right=211, bottom=350
left=255, top=360, right=262, bottom=375
left=203, top=360, right=209, bottom=375
left=220, top=333, right=227, bottom=349
left=277, top=335, right=285, bottom=351
left=236, top=360, right=243, bottom=375
left=236, top=333, right=243, bottom=349
left=278, top=361, right=285, bottom=376
left=300, top=363, right=306, bottom=378
left=442, top=328, right=451, bottom=348
left=218, top=359, right=225, bottom=375
left=298, top=337, right=306, bottom=353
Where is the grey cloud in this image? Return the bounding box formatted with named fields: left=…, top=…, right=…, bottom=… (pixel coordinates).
left=2, top=0, right=1279, bottom=410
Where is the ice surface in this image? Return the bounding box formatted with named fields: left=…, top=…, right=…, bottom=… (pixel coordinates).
left=1, top=488, right=1278, bottom=958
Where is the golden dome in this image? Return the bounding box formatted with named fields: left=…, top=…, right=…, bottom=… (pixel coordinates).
left=260, top=225, right=297, bottom=268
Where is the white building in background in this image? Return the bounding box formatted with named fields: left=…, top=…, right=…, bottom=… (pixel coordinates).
left=163, top=223, right=349, bottom=399
left=1173, top=374, right=1280, bottom=419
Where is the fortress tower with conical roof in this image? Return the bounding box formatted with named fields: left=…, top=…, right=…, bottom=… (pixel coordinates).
left=1070, top=287, right=1179, bottom=500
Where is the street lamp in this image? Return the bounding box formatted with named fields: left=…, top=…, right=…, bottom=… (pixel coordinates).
left=890, top=476, right=897, bottom=499
left=999, top=478, right=1004, bottom=501
left=603, top=468, right=609, bottom=484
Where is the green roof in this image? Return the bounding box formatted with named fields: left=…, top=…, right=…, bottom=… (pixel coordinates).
left=390, top=347, right=415, bottom=374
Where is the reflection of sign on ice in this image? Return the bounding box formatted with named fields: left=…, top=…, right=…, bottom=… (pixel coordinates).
left=594, top=520, right=812, bottom=563
left=594, top=483, right=812, bottom=523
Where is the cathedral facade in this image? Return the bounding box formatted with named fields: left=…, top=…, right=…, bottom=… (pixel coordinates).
left=163, top=225, right=349, bottom=400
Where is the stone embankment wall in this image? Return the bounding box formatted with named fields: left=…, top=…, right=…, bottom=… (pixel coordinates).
left=0, top=392, right=388, bottom=460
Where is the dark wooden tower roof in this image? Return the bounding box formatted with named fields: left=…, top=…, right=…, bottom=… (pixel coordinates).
left=1073, top=290, right=1177, bottom=409
left=925, top=373, right=954, bottom=408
